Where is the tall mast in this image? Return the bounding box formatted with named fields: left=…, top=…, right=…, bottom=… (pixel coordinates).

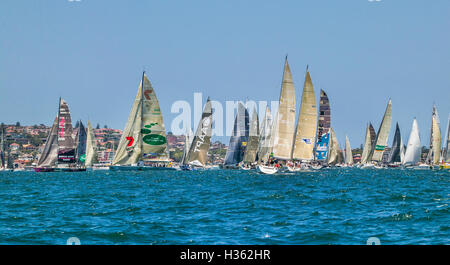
left=140, top=71, right=145, bottom=160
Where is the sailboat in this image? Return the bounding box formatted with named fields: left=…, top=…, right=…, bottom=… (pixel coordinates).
left=35, top=98, right=86, bottom=172
left=241, top=108, right=259, bottom=169
left=360, top=123, right=376, bottom=167
left=315, top=89, right=331, bottom=162
left=344, top=135, right=354, bottom=166
left=183, top=98, right=213, bottom=170
left=327, top=128, right=344, bottom=166
left=291, top=66, right=317, bottom=170
left=257, top=57, right=296, bottom=174
left=223, top=102, right=249, bottom=169
left=440, top=115, right=450, bottom=169
left=387, top=122, right=402, bottom=167
left=110, top=72, right=173, bottom=171
left=84, top=121, right=106, bottom=170
left=271, top=57, right=296, bottom=161
left=256, top=106, right=273, bottom=164
left=74, top=120, right=87, bottom=166
left=423, top=105, right=441, bottom=168
left=402, top=118, right=421, bottom=167
left=179, top=128, right=194, bottom=170
left=368, top=99, right=392, bottom=167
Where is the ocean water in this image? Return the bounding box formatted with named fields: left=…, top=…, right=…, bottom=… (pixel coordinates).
left=0, top=168, right=448, bottom=245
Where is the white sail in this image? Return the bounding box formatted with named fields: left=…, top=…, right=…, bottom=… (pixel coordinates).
left=403, top=118, right=421, bottom=166
left=85, top=121, right=98, bottom=167
left=113, top=73, right=168, bottom=165
left=181, top=128, right=194, bottom=165
left=327, top=128, right=342, bottom=165
left=444, top=115, right=450, bottom=163
left=292, top=69, right=317, bottom=161
left=257, top=106, right=273, bottom=163
left=272, top=57, right=296, bottom=160
left=344, top=135, right=354, bottom=165
left=427, top=105, right=441, bottom=165
left=360, top=124, right=372, bottom=164
left=400, top=137, right=405, bottom=164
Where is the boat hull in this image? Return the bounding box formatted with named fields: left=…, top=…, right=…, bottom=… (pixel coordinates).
left=256, top=165, right=279, bottom=174
left=34, top=167, right=86, bottom=172
left=109, top=165, right=177, bottom=171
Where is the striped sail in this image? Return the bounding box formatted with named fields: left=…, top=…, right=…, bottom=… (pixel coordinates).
left=256, top=106, right=273, bottom=163
left=85, top=121, right=98, bottom=167
left=243, top=108, right=260, bottom=163
left=187, top=98, right=213, bottom=167
left=224, top=102, right=249, bottom=165
left=292, top=70, right=317, bottom=161
left=57, top=98, right=76, bottom=164
left=315, top=89, right=331, bottom=160
left=370, top=99, right=392, bottom=162
left=37, top=117, right=59, bottom=168
left=113, top=73, right=168, bottom=165
left=344, top=135, right=353, bottom=165
left=403, top=118, right=421, bottom=166
left=272, top=58, right=296, bottom=160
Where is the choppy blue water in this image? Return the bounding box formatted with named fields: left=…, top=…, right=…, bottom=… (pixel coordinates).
left=0, top=169, right=448, bottom=245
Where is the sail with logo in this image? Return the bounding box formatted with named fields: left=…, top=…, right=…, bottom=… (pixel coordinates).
left=74, top=121, right=87, bottom=165
left=111, top=72, right=172, bottom=171
left=185, top=98, right=213, bottom=168
left=370, top=99, right=392, bottom=163
left=224, top=102, right=249, bottom=167
left=315, top=89, right=331, bottom=161
left=292, top=67, right=317, bottom=161
left=35, top=98, right=85, bottom=172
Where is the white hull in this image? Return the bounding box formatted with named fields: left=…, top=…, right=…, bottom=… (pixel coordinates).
left=256, top=165, right=279, bottom=175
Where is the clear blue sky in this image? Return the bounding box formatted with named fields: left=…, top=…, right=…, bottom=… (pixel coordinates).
left=1, top=0, right=449, bottom=146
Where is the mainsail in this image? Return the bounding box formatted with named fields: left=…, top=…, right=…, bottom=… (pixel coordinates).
left=315, top=89, right=331, bottom=161
left=388, top=122, right=402, bottom=163
left=344, top=135, right=353, bottom=165
left=75, top=121, right=87, bottom=164
left=256, top=106, right=273, bottom=163
left=403, top=118, right=421, bottom=166
left=37, top=117, right=59, bottom=168
left=243, top=108, right=260, bottom=164
left=181, top=128, right=194, bottom=165
left=292, top=69, right=317, bottom=161
left=85, top=121, right=98, bottom=167
left=327, top=128, right=342, bottom=165
left=224, top=102, right=249, bottom=165
left=113, top=72, right=168, bottom=165
left=370, top=99, right=392, bottom=162
left=57, top=98, right=76, bottom=164
left=443, top=115, right=450, bottom=163
left=272, top=57, right=296, bottom=160
left=361, top=124, right=373, bottom=164
left=186, top=98, right=213, bottom=167
left=426, top=105, right=441, bottom=165
left=0, top=125, right=6, bottom=169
